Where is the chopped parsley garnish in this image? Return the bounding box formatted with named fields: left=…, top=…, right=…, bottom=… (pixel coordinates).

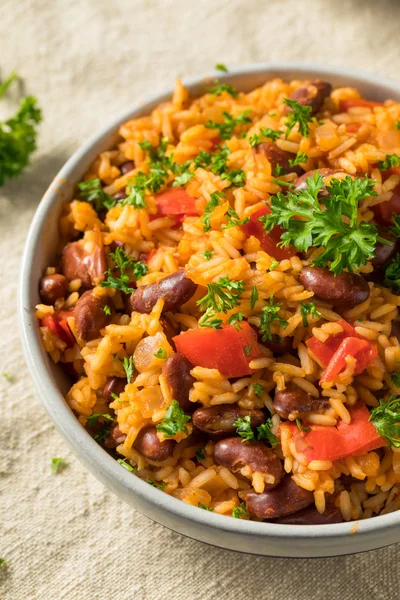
left=233, top=416, right=278, bottom=445
left=124, top=174, right=148, bottom=208
left=259, top=297, right=288, bottom=341
left=300, top=301, right=321, bottom=327
left=0, top=78, right=42, bottom=187
left=220, top=168, right=246, bottom=188
left=232, top=502, right=248, bottom=519
left=384, top=253, right=400, bottom=292
left=222, top=206, right=250, bottom=229
left=248, top=127, right=281, bottom=147
left=269, top=260, right=279, bottom=270
left=197, top=276, right=244, bottom=315
left=103, top=305, right=111, bottom=315
left=1, top=372, right=12, bottom=381
left=117, top=458, right=136, bottom=472
left=156, top=400, right=191, bottom=438
left=215, top=63, right=228, bottom=72
left=51, top=457, right=66, bottom=474
left=370, top=396, right=400, bottom=447
left=391, top=372, right=400, bottom=387
left=395, top=120, right=400, bottom=130
left=78, top=178, right=116, bottom=211
left=87, top=413, right=116, bottom=425
left=195, top=448, right=206, bottom=462
left=271, top=178, right=295, bottom=189
left=273, top=164, right=284, bottom=177
left=203, top=250, right=213, bottom=260
left=207, top=82, right=238, bottom=98
left=257, top=418, right=279, bottom=445
left=206, top=110, right=252, bottom=140
left=243, top=344, right=253, bottom=357
left=296, top=419, right=311, bottom=432
left=250, top=285, right=259, bottom=310
left=172, top=161, right=194, bottom=187
left=122, top=356, right=135, bottom=383
left=199, top=312, right=224, bottom=329
left=193, top=146, right=229, bottom=175
left=252, top=383, right=264, bottom=397
left=260, top=171, right=383, bottom=275
left=202, top=190, right=225, bottom=232
left=391, top=214, right=400, bottom=238
left=198, top=502, right=214, bottom=511
left=288, top=152, right=308, bottom=167
left=377, top=154, right=400, bottom=171
left=283, top=98, right=313, bottom=138
left=100, top=247, right=148, bottom=294
left=228, top=312, right=243, bottom=329
left=0, top=71, right=17, bottom=96
left=148, top=480, right=166, bottom=490
left=154, top=348, right=167, bottom=359
left=0, top=558, right=7, bottom=568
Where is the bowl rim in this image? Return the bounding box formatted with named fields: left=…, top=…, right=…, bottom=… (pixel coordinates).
left=18, top=62, right=400, bottom=543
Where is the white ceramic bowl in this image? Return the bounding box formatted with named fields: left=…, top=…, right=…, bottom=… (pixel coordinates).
left=19, top=63, right=400, bottom=557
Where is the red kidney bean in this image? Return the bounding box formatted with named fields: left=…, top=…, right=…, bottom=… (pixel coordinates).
left=261, top=334, right=293, bottom=355
left=134, top=425, right=175, bottom=461
left=295, top=168, right=343, bottom=196
left=103, top=377, right=127, bottom=403
left=104, top=423, right=126, bottom=448
left=113, top=191, right=127, bottom=200
left=245, top=475, right=314, bottom=519
left=130, top=269, right=197, bottom=314
left=284, top=80, right=332, bottom=116
left=39, top=274, right=68, bottom=304
left=74, top=291, right=108, bottom=341
left=371, top=226, right=397, bottom=269
left=275, top=503, right=343, bottom=524
left=61, top=241, right=106, bottom=289
left=193, top=405, right=265, bottom=436
left=299, top=266, right=370, bottom=309
left=162, top=353, right=195, bottom=412
left=213, top=438, right=283, bottom=489
left=120, top=160, right=134, bottom=175
left=254, top=142, right=304, bottom=176
left=160, top=315, right=180, bottom=349
left=273, top=383, right=328, bottom=420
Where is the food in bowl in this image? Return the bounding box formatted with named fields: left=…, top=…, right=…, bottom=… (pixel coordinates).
left=35, top=75, right=400, bottom=525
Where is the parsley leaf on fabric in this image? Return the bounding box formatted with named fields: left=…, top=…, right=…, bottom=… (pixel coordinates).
left=51, top=457, right=66, bottom=474
left=156, top=400, right=191, bottom=438
left=215, top=63, right=228, bottom=72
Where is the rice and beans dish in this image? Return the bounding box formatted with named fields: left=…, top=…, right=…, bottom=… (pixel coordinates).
left=36, top=75, right=400, bottom=524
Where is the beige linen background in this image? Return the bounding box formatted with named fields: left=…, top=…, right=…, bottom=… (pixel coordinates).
left=1, top=0, right=400, bottom=598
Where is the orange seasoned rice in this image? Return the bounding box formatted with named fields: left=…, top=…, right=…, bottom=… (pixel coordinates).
left=36, top=75, right=400, bottom=524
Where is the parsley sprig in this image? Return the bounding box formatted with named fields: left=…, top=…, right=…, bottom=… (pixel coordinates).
left=283, top=98, right=313, bottom=137
left=370, top=396, right=400, bottom=447
left=78, top=178, right=116, bottom=211
left=156, top=400, right=191, bottom=438
left=259, top=297, right=288, bottom=341
left=206, top=110, right=252, bottom=140
left=248, top=127, right=281, bottom=147
left=260, top=171, right=384, bottom=275
left=377, top=154, right=400, bottom=171
left=300, top=301, right=321, bottom=327
left=384, top=253, right=400, bottom=292
left=232, top=502, right=248, bottom=519
left=197, top=276, right=244, bottom=315
left=202, top=190, right=225, bottom=232
left=233, top=415, right=279, bottom=445
left=100, top=247, right=148, bottom=294
left=207, top=82, right=238, bottom=98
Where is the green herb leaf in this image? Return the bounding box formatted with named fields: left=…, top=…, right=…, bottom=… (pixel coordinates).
left=0, top=71, right=17, bottom=97
left=206, top=110, right=252, bottom=140
left=300, top=301, right=321, bottom=327
left=0, top=95, right=42, bottom=187
left=252, top=383, right=264, bottom=397
left=215, top=63, right=228, bottom=72
left=250, top=285, right=259, bottom=310
left=198, top=502, right=214, bottom=511
left=148, top=479, right=166, bottom=490
left=384, top=253, right=400, bottom=292
left=249, top=127, right=282, bottom=147
left=296, top=419, right=311, bottom=432
left=273, top=164, right=284, bottom=177
left=203, top=250, right=213, bottom=260
left=197, top=276, right=244, bottom=315
left=202, top=190, right=225, bottom=232
left=391, top=372, right=400, bottom=387
left=243, top=344, right=253, bottom=357
left=271, top=178, right=296, bottom=189
left=222, top=206, right=250, bottom=229
left=288, top=152, right=308, bottom=167
left=232, top=502, right=248, bottom=519
left=228, top=312, right=243, bottom=330
left=233, top=415, right=255, bottom=442
left=78, top=178, right=116, bottom=211
left=156, top=400, right=191, bottom=438
left=154, top=348, right=167, bottom=359
left=395, top=120, right=400, bottom=130
left=259, top=297, right=288, bottom=341
left=122, top=356, right=135, bottom=383
left=51, top=457, right=66, bottom=474
left=390, top=214, right=400, bottom=238
left=208, top=82, right=238, bottom=98
left=257, top=419, right=279, bottom=445
left=220, top=168, right=246, bottom=188
left=377, top=154, right=400, bottom=171
left=100, top=247, right=148, bottom=294
left=199, top=312, right=224, bottom=329
left=117, top=458, right=136, bottom=472
left=370, top=396, right=400, bottom=447
left=0, top=558, right=7, bottom=568
left=269, top=260, right=279, bottom=270
left=87, top=413, right=116, bottom=425
left=195, top=448, right=206, bottom=462
left=260, top=172, right=380, bottom=275
left=283, top=98, right=313, bottom=137
left=103, top=305, right=111, bottom=315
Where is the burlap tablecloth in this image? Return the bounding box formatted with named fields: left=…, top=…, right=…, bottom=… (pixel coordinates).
left=1, top=0, right=400, bottom=598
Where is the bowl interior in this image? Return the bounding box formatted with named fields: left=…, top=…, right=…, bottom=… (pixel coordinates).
left=19, top=63, right=400, bottom=557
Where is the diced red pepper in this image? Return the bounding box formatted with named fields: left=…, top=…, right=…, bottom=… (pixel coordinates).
left=320, top=336, right=377, bottom=384
left=154, top=188, right=199, bottom=218
left=306, top=318, right=357, bottom=367
left=173, top=322, right=263, bottom=378
left=345, top=123, right=362, bottom=133
left=371, top=183, right=400, bottom=225
left=242, top=205, right=297, bottom=261
left=286, top=403, right=386, bottom=461
left=211, top=137, right=221, bottom=150
left=339, top=99, right=383, bottom=112
left=42, top=311, right=75, bottom=348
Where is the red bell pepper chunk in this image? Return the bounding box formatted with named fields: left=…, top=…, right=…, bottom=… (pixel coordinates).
left=287, top=403, right=386, bottom=461
left=155, top=188, right=199, bottom=218
left=320, top=336, right=377, bottom=384
left=306, top=318, right=357, bottom=367
left=371, top=183, right=400, bottom=225
left=345, top=123, right=362, bottom=133
left=242, top=205, right=297, bottom=261
left=339, top=99, right=383, bottom=112
left=173, top=322, right=263, bottom=378
left=42, top=311, right=75, bottom=348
